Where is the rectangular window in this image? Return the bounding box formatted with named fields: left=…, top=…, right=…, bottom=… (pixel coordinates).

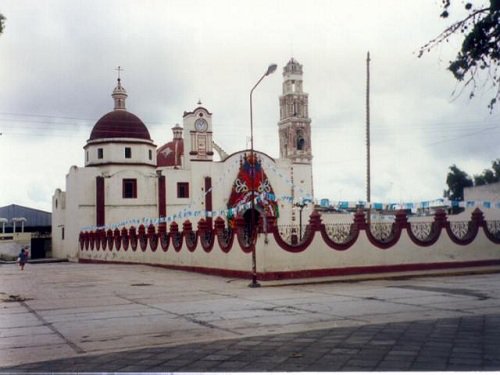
left=177, top=182, right=189, bottom=198
left=97, top=148, right=103, bottom=159
left=125, top=147, right=132, bottom=159
left=123, top=179, right=137, bottom=198
left=61, top=227, right=65, bottom=240
left=148, top=149, right=152, bottom=160
left=86, top=151, right=89, bottom=162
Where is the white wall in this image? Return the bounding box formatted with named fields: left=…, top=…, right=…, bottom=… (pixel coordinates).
left=78, top=211, right=500, bottom=281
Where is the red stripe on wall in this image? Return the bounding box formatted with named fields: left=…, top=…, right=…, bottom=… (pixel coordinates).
left=96, top=176, right=105, bottom=227
left=158, top=175, right=166, bottom=218
left=78, top=258, right=500, bottom=281
left=205, top=176, right=212, bottom=229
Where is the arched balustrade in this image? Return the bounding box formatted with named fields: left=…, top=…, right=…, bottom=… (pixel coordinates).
left=79, top=208, right=500, bottom=254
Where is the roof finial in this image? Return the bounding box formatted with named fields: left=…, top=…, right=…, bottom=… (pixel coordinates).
left=115, top=66, right=124, bottom=81
left=197, top=99, right=202, bottom=106
left=112, top=66, right=128, bottom=111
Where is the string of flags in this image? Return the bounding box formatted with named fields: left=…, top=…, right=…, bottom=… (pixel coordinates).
left=81, top=191, right=283, bottom=232
left=80, top=156, right=500, bottom=232
left=319, top=198, right=500, bottom=211
left=80, top=196, right=500, bottom=233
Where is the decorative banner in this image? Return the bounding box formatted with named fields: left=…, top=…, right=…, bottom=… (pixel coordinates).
left=79, top=157, right=500, bottom=231
left=81, top=195, right=500, bottom=232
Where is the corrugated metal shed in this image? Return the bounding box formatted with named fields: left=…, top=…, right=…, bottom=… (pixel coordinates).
left=0, top=204, right=51, bottom=228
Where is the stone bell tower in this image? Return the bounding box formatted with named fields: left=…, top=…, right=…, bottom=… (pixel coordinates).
left=278, top=58, right=312, bottom=164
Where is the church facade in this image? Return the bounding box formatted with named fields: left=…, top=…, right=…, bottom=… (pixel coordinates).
left=52, top=58, right=314, bottom=259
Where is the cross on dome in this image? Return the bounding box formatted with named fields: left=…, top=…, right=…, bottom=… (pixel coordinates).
left=115, top=65, right=124, bottom=80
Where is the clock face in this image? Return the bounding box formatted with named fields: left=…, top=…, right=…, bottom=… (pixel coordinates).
left=195, top=118, right=208, bottom=132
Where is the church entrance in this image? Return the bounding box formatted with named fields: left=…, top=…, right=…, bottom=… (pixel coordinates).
left=243, top=208, right=260, bottom=239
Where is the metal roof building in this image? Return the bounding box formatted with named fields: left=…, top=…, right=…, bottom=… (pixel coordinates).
left=0, top=204, right=51, bottom=230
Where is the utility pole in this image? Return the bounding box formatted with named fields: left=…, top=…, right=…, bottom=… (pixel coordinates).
left=366, top=51, right=371, bottom=206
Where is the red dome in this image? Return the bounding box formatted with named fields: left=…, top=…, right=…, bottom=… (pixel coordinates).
left=157, top=139, right=184, bottom=167
left=89, top=110, right=151, bottom=141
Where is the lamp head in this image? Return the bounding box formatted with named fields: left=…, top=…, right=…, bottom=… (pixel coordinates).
left=265, top=63, right=278, bottom=76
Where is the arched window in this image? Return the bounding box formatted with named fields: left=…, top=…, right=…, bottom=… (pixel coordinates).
left=297, top=137, right=305, bottom=150
left=296, top=130, right=305, bottom=150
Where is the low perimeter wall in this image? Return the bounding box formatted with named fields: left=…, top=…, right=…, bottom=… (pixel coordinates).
left=78, top=209, right=500, bottom=281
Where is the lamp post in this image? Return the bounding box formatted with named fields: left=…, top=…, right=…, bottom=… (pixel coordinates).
left=249, top=63, right=277, bottom=288
left=293, top=202, right=307, bottom=242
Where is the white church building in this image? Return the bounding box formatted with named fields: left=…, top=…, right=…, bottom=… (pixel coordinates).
left=52, top=58, right=314, bottom=259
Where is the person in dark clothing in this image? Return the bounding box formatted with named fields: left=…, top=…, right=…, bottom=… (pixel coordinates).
left=17, top=247, right=29, bottom=271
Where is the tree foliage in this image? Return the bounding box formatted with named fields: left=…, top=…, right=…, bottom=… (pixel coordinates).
left=445, top=159, right=500, bottom=201
left=445, top=164, right=473, bottom=201
left=473, top=158, right=500, bottom=185
left=0, top=13, right=4, bottom=35
left=419, top=0, right=500, bottom=111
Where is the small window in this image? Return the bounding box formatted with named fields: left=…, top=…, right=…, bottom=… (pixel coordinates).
left=123, top=179, right=137, bottom=198
left=177, top=182, right=189, bottom=198
left=125, top=147, right=132, bottom=159
left=148, top=149, right=153, bottom=160
left=296, top=129, right=305, bottom=150
left=297, top=137, right=305, bottom=150
left=97, top=148, right=103, bottom=159
left=61, top=227, right=65, bottom=240
left=86, top=151, right=89, bottom=162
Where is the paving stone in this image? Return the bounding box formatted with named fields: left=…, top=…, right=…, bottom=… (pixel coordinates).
left=255, top=354, right=290, bottom=364
left=356, top=349, right=389, bottom=360
left=240, top=362, right=275, bottom=371
left=307, top=361, right=345, bottom=371
left=118, top=365, right=151, bottom=371
left=376, top=360, right=413, bottom=370
left=176, top=359, right=219, bottom=371
left=329, top=347, right=359, bottom=355
left=201, top=353, right=233, bottom=361
left=157, top=359, right=192, bottom=368
left=274, top=362, right=310, bottom=371
left=211, top=360, right=249, bottom=370
left=411, top=361, right=447, bottom=371
left=449, top=357, right=483, bottom=366
left=447, top=364, right=479, bottom=371
left=344, top=358, right=380, bottom=368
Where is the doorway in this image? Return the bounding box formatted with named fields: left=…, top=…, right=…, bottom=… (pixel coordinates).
left=243, top=208, right=260, bottom=239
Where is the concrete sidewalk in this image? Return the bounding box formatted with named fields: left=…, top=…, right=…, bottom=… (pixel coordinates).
left=1, top=262, right=500, bottom=371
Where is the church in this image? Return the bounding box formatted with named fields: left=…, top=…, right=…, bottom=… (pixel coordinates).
left=52, top=58, right=315, bottom=259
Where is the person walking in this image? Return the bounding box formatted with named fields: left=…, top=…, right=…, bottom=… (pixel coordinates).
left=17, top=247, right=29, bottom=271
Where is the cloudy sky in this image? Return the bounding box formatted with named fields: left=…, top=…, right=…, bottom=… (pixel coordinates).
left=0, top=0, right=498, bottom=213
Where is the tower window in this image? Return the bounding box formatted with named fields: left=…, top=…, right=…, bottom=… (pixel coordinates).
left=297, top=129, right=305, bottom=150
left=123, top=179, right=137, bottom=198
left=125, top=147, right=132, bottom=159
left=177, top=182, right=189, bottom=198
left=97, top=148, right=103, bottom=159
left=148, top=149, right=153, bottom=160
left=297, top=137, right=305, bottom=150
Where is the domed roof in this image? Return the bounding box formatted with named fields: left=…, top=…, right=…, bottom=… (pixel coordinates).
left=89, top=110, right=151, bottom=141
left=157, top=139, right=184, bottom=167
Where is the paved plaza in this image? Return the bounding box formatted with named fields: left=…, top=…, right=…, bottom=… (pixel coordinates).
left=1, top=262, right=500, bottom=371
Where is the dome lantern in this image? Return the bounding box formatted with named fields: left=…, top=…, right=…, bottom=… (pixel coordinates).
left=112, top=66, right=128, bottom=111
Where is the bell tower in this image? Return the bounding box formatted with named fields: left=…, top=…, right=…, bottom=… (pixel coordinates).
left=278, top=58, right=312, bottom=164
left=182, top=104, right=214, bottom=164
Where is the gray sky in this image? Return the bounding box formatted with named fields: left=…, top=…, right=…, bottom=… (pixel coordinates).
left=1, top=0, right=498, bottom=213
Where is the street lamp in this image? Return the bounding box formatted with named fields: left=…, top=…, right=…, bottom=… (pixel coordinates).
left=294, top=202, right=307, bottom=242
left=248, top=63, right=277, bottom=288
